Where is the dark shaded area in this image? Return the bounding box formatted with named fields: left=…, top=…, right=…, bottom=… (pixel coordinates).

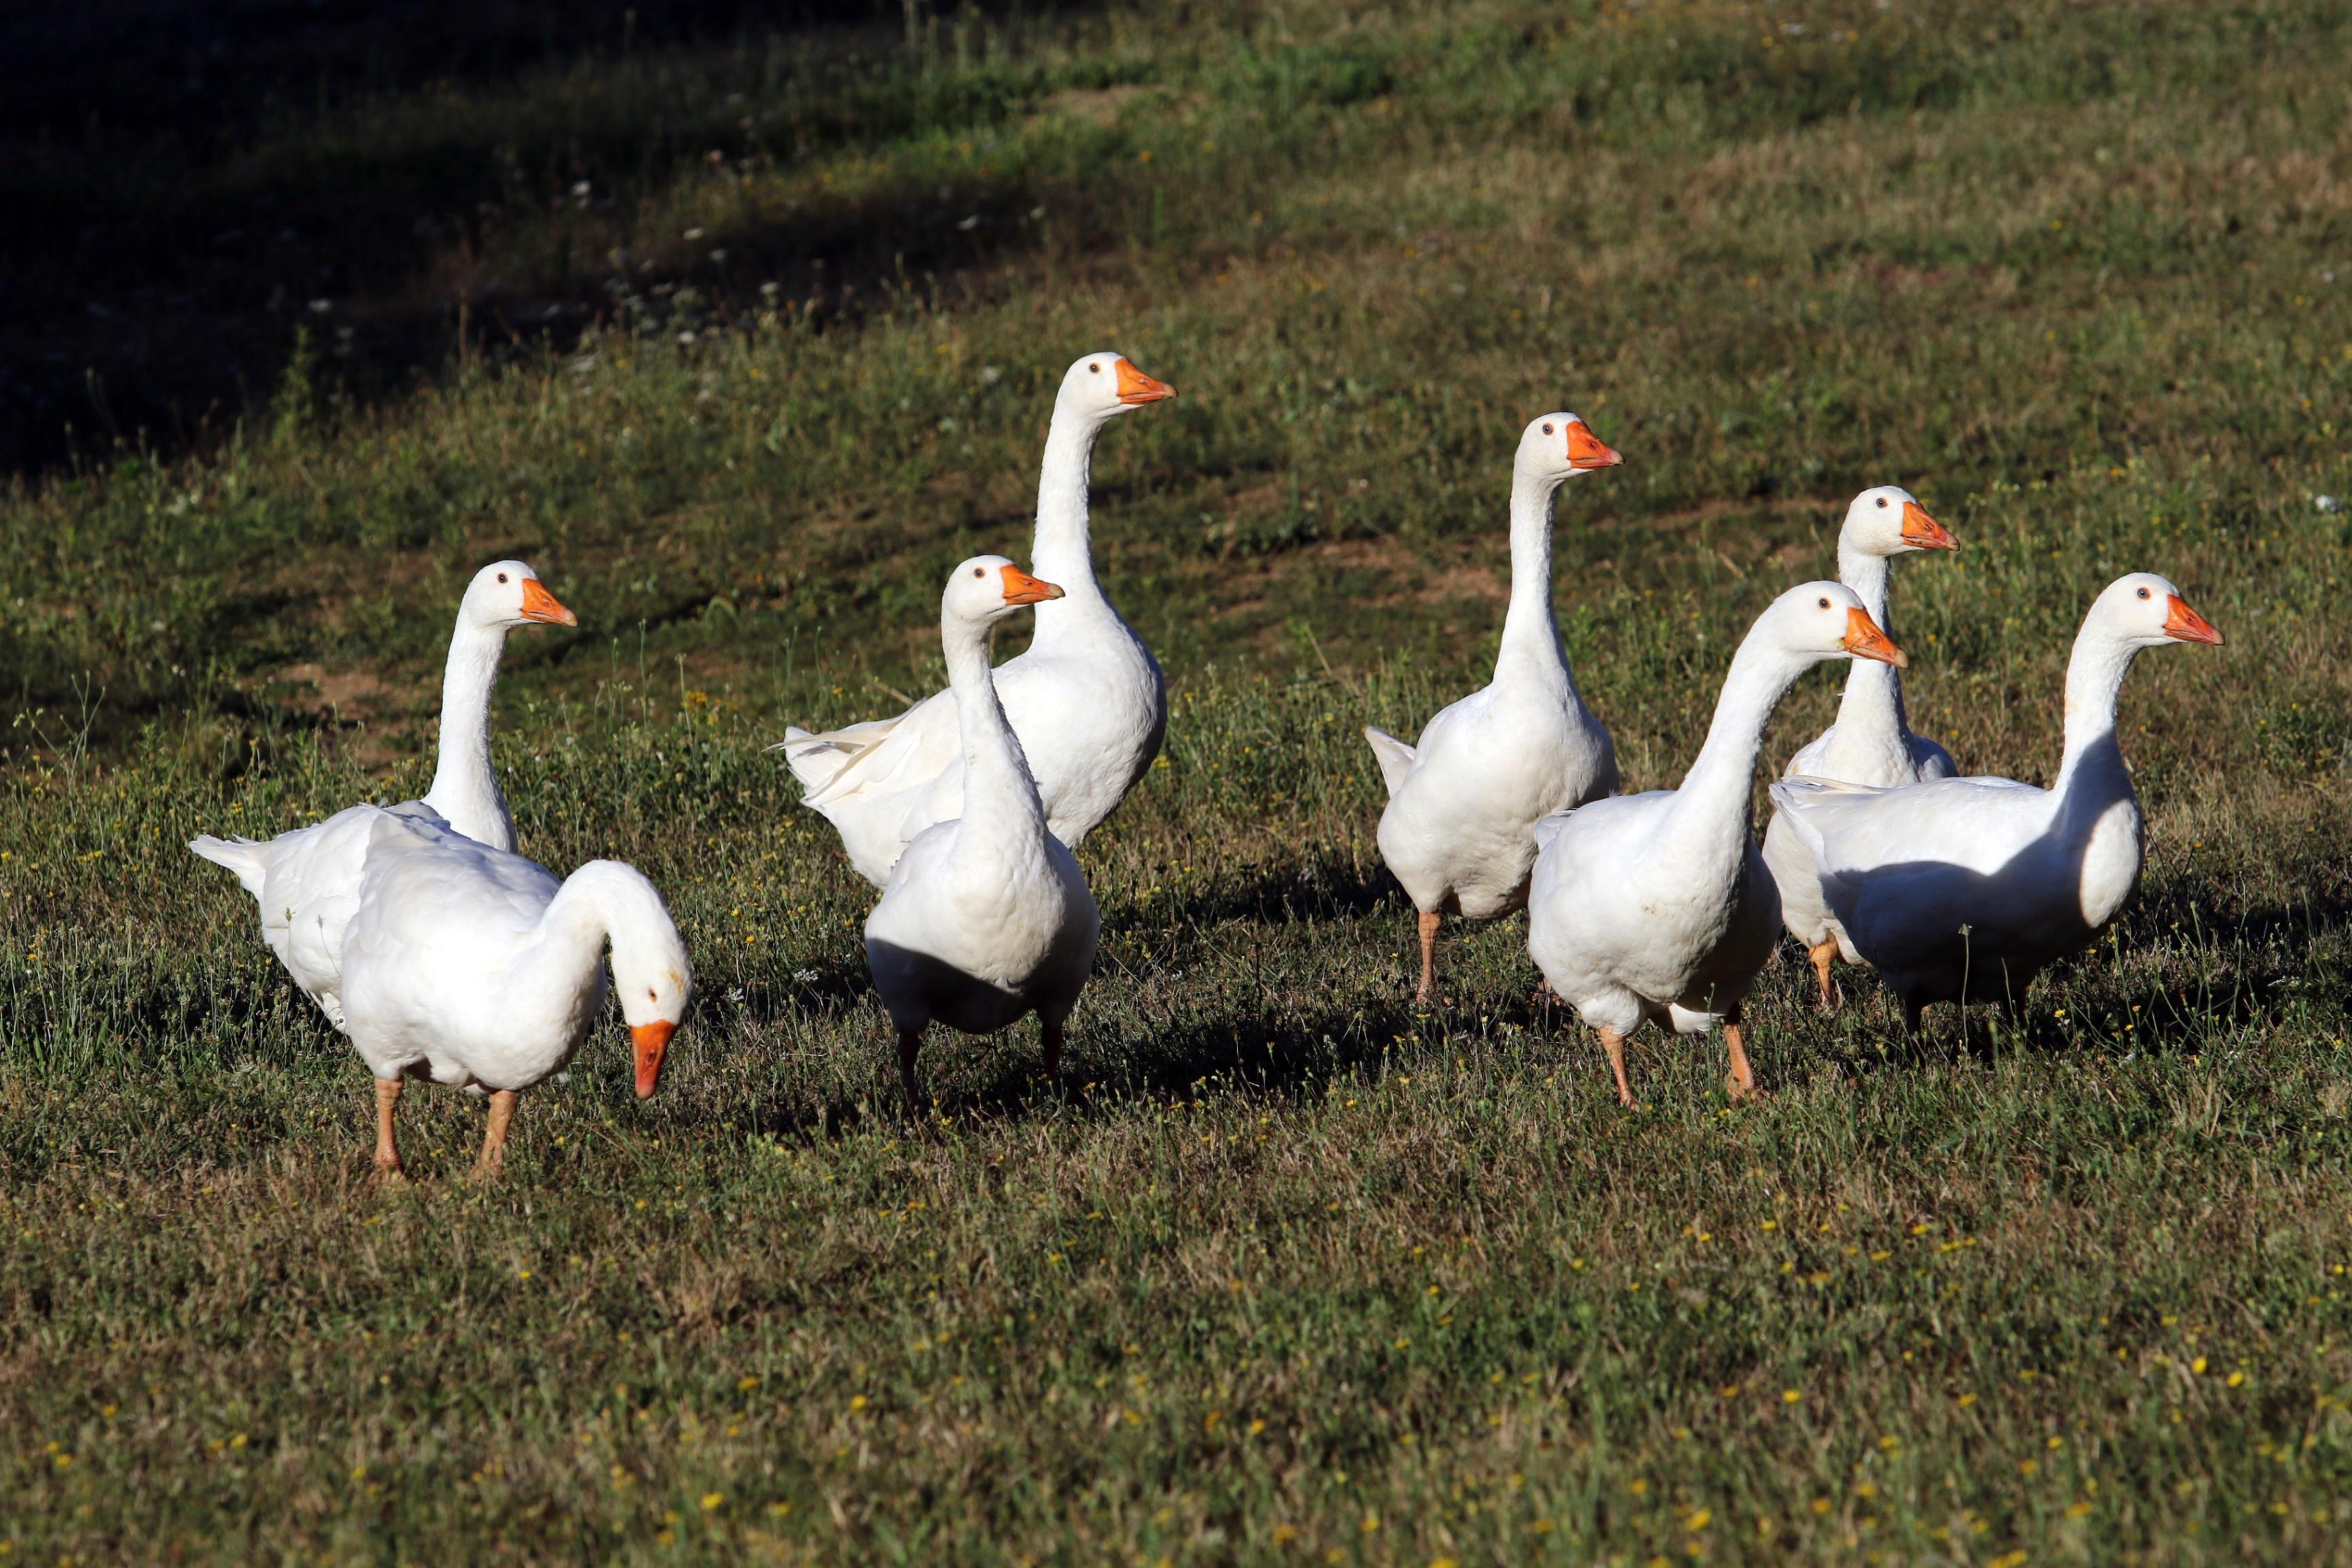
left=0, top=0, right=1077, bottom=477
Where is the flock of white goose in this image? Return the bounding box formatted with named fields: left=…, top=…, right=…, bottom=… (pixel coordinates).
left=189, top=350, right=2224, bottom=1172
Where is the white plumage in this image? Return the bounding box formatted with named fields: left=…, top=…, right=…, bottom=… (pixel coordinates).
left=781, top=352, right=1177, bottom=885
left=863, top=557, right=1101, bottom=1113
left=1770, top=572, right=2224, bottom=1030
left=189, top=561, right=576, bottom=1028
left=1365, top=412, right=1624, bottom=1003
left=337, top=806, right=690, bottom=1177
left=1527, top=582, right=1909, bottom=1106
left=1758, top=485, right=1959, bottom=1007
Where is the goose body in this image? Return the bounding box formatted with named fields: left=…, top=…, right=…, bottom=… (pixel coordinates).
left=1757, top=487, right=1959, bottom=1005
left=339, top=807, right=690, bottom=1176
left=1367, top=413, right=1623, bottom=1002
left=1770, top=573, right=2222, bottom=1029
left=189, top=562, right=576, bottom=1027
left=783, top=353, right=1176, bottom=886
left=865, top=557, right=1101, bottom=1112
left=1527, top=583, right=1907, bottom=1104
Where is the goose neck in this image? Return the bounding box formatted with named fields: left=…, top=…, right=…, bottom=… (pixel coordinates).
left=1672, top=635, right=1811, bottom=847
left=1030, top=411, right=1110, bottom=608
left=945, top=615, right=1048, bottom=837
left=1828, top=549, right=1906, bottom=743
left=2057, top=622, right=2138, bottom=789
left=424, top=620, right=511, bottom=846
left=1494, top=467, right=1572, bottom=688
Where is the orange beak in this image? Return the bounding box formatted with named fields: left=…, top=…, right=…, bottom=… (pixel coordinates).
left=1113, top=358, right=1177, bottom=405
left=519, top=578, right=578, bottom=627
left=2162, top=593, right=2224, bottom=646
left=998, top=564, right=1066, bottom=605
left=1899, top=500, right=1957, bottom=551
left=1842, top=606, right=1909, bottom=668
left=631, top=1020, right=676, bottom=1100
left=1565, top=419, right=1623, bottom=470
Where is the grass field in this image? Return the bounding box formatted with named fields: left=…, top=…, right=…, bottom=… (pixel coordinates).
left=5, top=0, right=2352, bottom=1561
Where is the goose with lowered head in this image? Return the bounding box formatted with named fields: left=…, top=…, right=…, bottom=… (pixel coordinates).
left=1527, top=582, right=1907, bottom=1106
left=1770, top=572, right=2222, bottom=1030
left=1759, top=485, right=1958, bottom=1008
left=864, top=557, right=1100, bottom=1115
left=188, top=561, right=576, bottom=1028
left=781, top=352, right=1177, bottom=885
left=1365, top=411, right=1624, bottom=1004
left=337, top=808, right=689, bottom=1178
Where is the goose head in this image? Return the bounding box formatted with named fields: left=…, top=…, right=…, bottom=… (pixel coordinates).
left=1840, top=485, right=1956, bottom=556
left=2087, top=572, right=2224, bottom=650
left=602, top=874, right=692, bottom=1100
left=1056, top=351, right=1176, bottom=426
left=460, top=560, right=577, bottom=632
left=1514, top=411, right=1622, bottom=482
left=1760, top=580, right=1909, bottom=668
left=944, top=555, right=1065, bottom=630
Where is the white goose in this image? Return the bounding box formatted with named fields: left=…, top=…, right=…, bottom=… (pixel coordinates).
left=338, top=810, right=690, bottom=1178
left=781, top=352, right=1177, bottom=885
left=1366, top=412, right=1624, bottom=1002
left=863, top=557, right=1100, bottom=1114
left=1759, top=486, right=1958, bottom=1007
left=189, top=561, right=576, bottom=1027
left=1527, top=583, right=1907, bottom=1105
left=1770, top=573, right=2222, bottom=1030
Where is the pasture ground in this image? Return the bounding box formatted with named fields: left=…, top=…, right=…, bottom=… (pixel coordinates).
left=4, top=1, right=2352, bottom=1561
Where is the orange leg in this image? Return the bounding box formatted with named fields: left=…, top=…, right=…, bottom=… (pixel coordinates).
left=372, top=1078, right=405, bottom=1179
left=1808, top=939, right=1841, bottom=1011
left=474, top=1089, right=519, bottom=1180
left=1724, top=1018, right=1764, bottom=1103
left=1413, top=910, right=1442, bottom=1004
left=1597, top=1026, right=1634, bottom=1108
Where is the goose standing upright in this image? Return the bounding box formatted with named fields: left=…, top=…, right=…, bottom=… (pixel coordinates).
left=1527, top=584, right=1907, bottom=1106
left=863, top=557, right=1100, bottom=1115
left=781, top=352, right=1177, bottom=885
left=1770, top=573, right=2222, bottom=1030
left=337, top=810, right=690, bottom=1178
left=1759, top=486, right=1958, bottom=1007
left=1364, top=412, right=1624, bottom=1004
left=189, top=562, right=576, bottom=1028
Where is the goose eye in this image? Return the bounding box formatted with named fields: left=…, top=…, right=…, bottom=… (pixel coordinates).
left=972, top=567, right=984, bottom=578
left=1542, top=422, right=1554, bottom=435
left=2136, top=586, right=2151, bottom=599
left=1089, top=362, right=1101, bottom=373
left=1875, top=498, right=1888, bottom=508
left=497, top=572, right=509, bottom=583
left=647, top=988, right=657, bottom=1001
left=1818, top=597, right=1832, bottom=610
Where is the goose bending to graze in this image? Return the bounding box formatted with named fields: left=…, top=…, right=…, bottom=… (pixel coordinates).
left=1770, top=573, right=2222, bottom=1032
left=781, top=352, right=1177, bottom=885
left=1365, top=412, right=1624, bottom=1005
left=339, top=809, right=690, bottom=1178
left=1759, top=486, right=1958, bottom=1009
left=189, top=561, right=577, bottom=1027
left=1527, top=583, right=1907, bottom=1106
left=864, top=557, right=1100, bottom=1115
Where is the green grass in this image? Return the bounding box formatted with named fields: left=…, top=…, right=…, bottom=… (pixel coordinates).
left=5, top=0, right=2352, bottom=1561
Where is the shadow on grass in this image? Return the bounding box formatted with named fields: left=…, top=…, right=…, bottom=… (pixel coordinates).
left=0, top=0, right=1102, bottom=476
